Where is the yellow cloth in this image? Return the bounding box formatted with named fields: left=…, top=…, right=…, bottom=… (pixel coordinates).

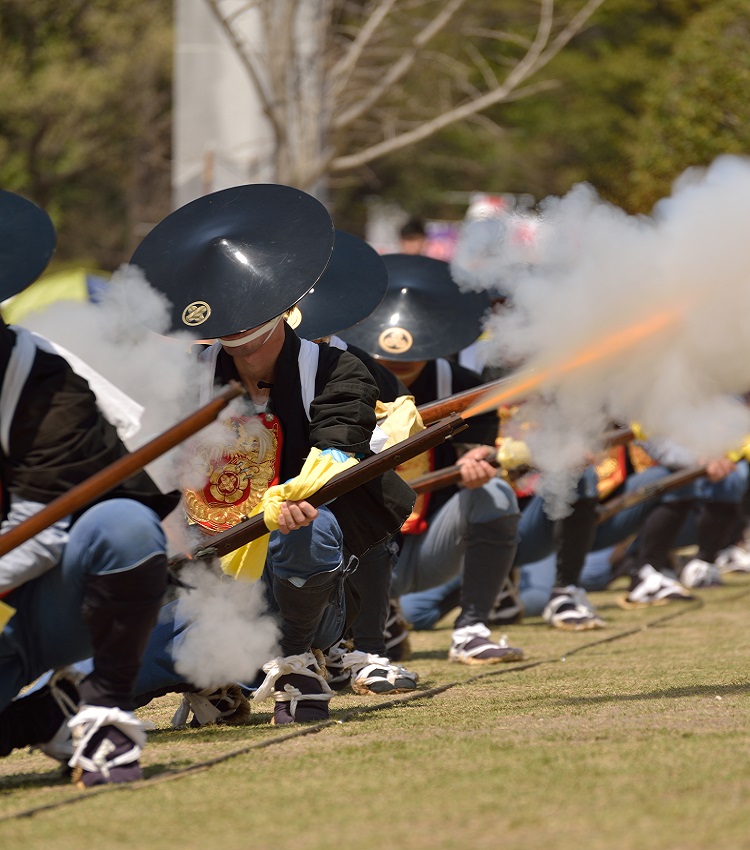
left=0, top=599, right=16, bottom=634
left=630, top=422, right=647, bottom=441
left=375, top=396, right=425, bottom=449
left=1, top=268, right=108, bottom=325
left=727, top=437, right=750, bottom=463
left=221, top=447, right=358, bottom=582
left=496, top=436, right=533, bottom=471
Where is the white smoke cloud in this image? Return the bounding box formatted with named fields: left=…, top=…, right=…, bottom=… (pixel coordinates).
left=177, top=397, right=272, bottom=492
left=15, top=265, right=222, bottom=495
left=172, top=563, right=280, bottom=689
left=452, top=155, right=750, bottom=516
left=20, top=265, right=201, bottom=436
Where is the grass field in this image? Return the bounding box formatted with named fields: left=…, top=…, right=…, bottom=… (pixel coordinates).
left=2, top=574, right=749, bottom=850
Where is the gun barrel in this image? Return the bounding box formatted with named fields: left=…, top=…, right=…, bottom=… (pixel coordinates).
left=417, top=375, right=517, bottom=424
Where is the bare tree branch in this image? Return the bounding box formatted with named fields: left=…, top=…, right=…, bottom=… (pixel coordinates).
left=537, top=0, right=607, bottom=67
left=204, top=0, right=279, bottom=136
left=328, top=0, right=559, bottom=172
left=463, top=40, right=501, bottom=91
left=328, top=78, right=562, bottom=175
left=330, top=0, right=398, bottom=100
left=332, top=0, right=469, bottom=132
left=202, top=0, right=607, bottom=188
left=225, top=1, right=264, bottom=27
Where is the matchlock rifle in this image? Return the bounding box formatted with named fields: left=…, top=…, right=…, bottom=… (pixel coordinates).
left=595, top=464, right=707, bottom=525
left=173, top=413, right=468, bottom=566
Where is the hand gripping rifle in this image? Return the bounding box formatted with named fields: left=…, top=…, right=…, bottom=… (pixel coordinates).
left=406, top=447, right=502, bottom=496
left=0, top=382, right=246, bottom=559
left=174, top=413, right=468, bottom=565
left=405, top=429, right=636, bottom=497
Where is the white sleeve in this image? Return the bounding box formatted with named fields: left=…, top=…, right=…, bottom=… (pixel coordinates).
left=637, top=437, right=698, bottom=470
left=0, top=496, right=71, bottom=594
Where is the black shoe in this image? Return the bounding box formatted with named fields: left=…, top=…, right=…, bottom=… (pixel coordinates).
left=171, top=684, right=252, bottom=727
left=542, top=586, right=605, bottom=631
left=322, top=639, right=354, bottom=690
left=344, top=651, right=419, bottom=695
left=449, top=624, right=525, bottom=665
left=487, top=578, right=525, bottom=626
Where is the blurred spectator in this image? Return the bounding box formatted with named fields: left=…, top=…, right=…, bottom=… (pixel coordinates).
left=399, top=217, right=428, bottom=255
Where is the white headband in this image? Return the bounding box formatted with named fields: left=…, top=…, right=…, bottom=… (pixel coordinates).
left=219, top=315, right=282, bottom=348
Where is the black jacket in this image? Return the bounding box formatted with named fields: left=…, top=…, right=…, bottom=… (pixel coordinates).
left=213, top=323, right=415, bottom=555
left=344, top=342, right=408, bottom=403
left=0, top=328, right=178, bottom=522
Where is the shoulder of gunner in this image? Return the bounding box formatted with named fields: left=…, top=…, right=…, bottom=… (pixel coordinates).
left=634, top=434, right=699, bottom=471
left=310, top=343, right=379, bottom=455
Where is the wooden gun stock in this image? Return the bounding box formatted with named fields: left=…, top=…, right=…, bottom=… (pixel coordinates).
left=600, top=426, right=636, bottom=448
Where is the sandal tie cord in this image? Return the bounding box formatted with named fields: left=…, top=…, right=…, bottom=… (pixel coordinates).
left=68, top=706, right=154, bottom=778
left=253, top=653, right=334, bottom=720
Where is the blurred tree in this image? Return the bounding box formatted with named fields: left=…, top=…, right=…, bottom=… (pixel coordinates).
left=0, top=0, right=172, bottom=267
left=202, top=0, right=607, bottom=192
left=626, top=0, right=750, bottom=212
left=2, top=0, right=739, bottom=264
left=357, top=0, right=717, bottom=222
left=333, top=0, right=717, bottom=227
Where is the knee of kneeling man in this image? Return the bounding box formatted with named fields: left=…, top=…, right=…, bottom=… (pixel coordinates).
left=72, top=499, right=166, bottom=555
left=464, top=478, right=520, bottom=524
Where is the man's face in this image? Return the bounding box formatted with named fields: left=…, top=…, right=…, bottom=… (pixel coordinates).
left=378, top=358, right=427, bottom=386
left=219, top=315, right=283, bottom=358
left=399, top=236, right=426, bottom=255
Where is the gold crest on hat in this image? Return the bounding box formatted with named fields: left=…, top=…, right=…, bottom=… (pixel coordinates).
left=182, top=301, right=212, bottom=326
left=378, top=326, right=413, bottom=355
left=182, top=301, right=211, bottom=327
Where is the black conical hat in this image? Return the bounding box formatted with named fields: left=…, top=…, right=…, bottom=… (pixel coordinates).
left=338, top=254, right=490, bottom=360
left=129, top=184, right=335, bottom=338
left=287, top=230, right=388, bottom=341
left=0, top=190, right=56, bottom=302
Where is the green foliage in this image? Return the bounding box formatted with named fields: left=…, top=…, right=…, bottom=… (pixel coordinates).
left=627, top=0, right=750, bottom=212
left=0, top=0, right=173, bottom=267
left=351, top=0, right=717, bottom=220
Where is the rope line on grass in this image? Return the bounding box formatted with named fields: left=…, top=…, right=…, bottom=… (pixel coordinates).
left=2, top=584, right=749, bottom=823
